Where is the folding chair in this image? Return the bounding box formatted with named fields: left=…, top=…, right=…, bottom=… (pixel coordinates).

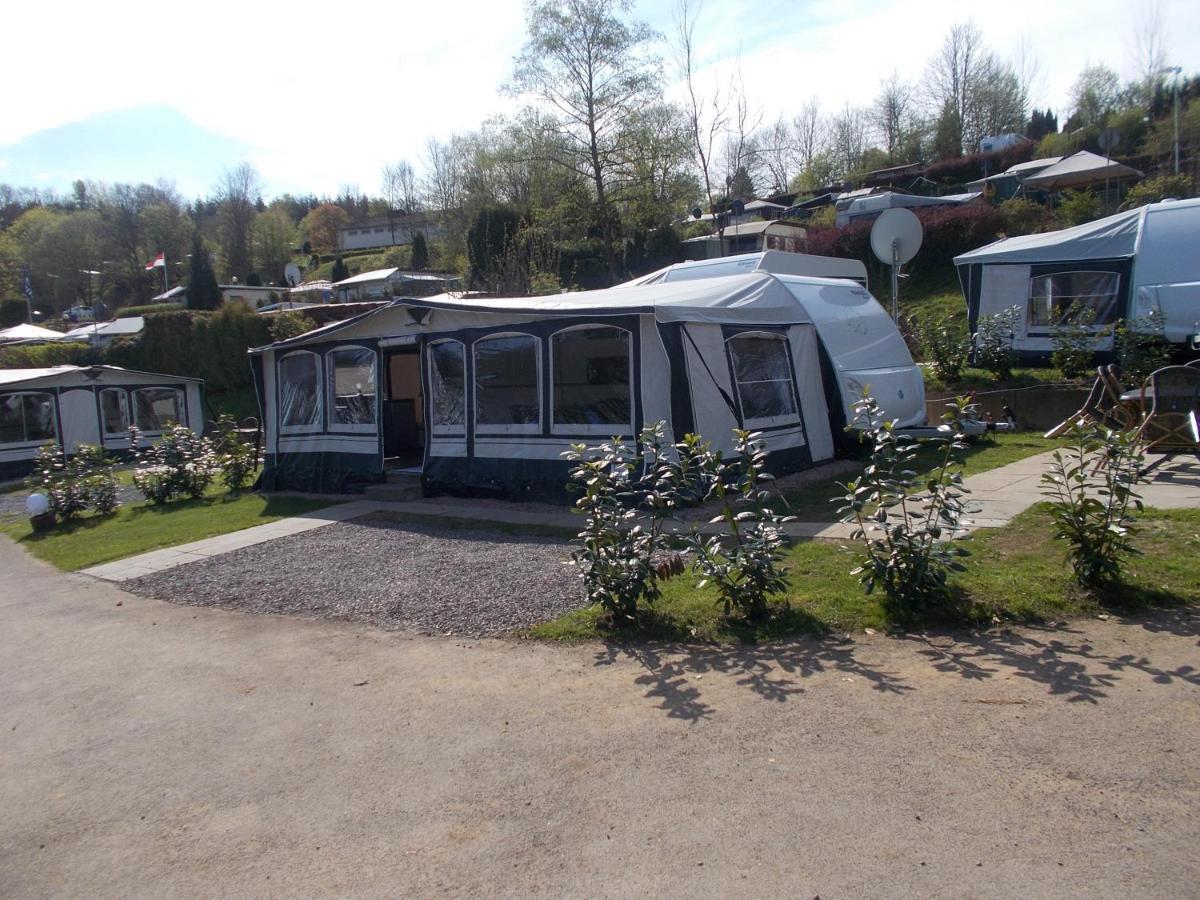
left=1098, top=365, right=1141, bottom=430
left=1044, top=373, right=1124, bottom=438
left=1135, top=365, right=1200, bottom=475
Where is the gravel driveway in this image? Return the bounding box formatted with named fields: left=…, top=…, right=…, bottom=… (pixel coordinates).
left=125, top=513, right=586, bottom=636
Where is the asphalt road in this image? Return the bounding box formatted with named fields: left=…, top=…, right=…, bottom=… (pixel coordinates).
left=1, top=538, right=1197, bottom=898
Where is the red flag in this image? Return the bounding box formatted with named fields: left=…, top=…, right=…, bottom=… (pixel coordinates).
left=145, top=252, right=164, bottom=270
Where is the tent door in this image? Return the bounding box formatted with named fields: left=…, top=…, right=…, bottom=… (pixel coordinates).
left=382, top=346, right=424, bottom=468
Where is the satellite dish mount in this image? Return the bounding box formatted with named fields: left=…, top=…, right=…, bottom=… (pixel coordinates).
left=870, top=208, right=923, bottom=323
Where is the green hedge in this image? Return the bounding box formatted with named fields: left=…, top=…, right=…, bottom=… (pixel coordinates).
left=117, top=303, right=184, bottom=318
left=0, top=341, right=98, bottom=369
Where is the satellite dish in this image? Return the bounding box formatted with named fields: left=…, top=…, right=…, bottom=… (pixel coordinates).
left=1098, top=128, right=1121, bottom=153
left=691, top=206, right=703, bottom=220
left=284, top=262, right=302, bottom=287
left=870, top=208, right=923, bottom=323
left=870, top=208, right=923, bottom=266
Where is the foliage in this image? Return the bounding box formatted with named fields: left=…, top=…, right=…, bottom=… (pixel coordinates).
left=1056, top=189, right=1100, bottom=227
left=117, top=303, right=184, bottom=318
left=1122, top=175, right=1194, bottom=209
left=268, top=311, right=318, bottom=342
left=913, top=314, right=969, bottom=383
left=1049, top=308, right=1101, bottom=379
left=1039, top=422, right=1144, bottom=588
left=186, top=233, right=221, bottom=311
left=213, top=414, right=257, bottom=492
left=838, top=395, right=972, bottom=620
left=130, top=424, right=218, bottom=504
left=467, top=205, right=522, bottom=290
left=26, top=441, right=121, bottom=522
left=299, top=203, right=350, bottom=255
left=973, top=305, right=1020, bottom=380
left=1113, top=312, right=1173, bottom=382
left=410, top=232, right=429, bottom=270
left=0, top=340, right=95, bottom=370
left=0, top=297, right=27, bottom=327
left=690, top=430, right=794, bottom=619
left=330, top=256, right=350, bottom=282
left=999, top=197, right=1055, bottom=236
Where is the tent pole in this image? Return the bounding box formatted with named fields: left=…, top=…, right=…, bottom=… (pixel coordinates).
left=891, top=240, right=899, bottom=323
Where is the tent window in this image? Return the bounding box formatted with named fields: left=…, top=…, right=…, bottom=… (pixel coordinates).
left=552, top=326, right=632, bottom=433
left=0, top=392, right=56, bottom=446
left=1027, top=271, right=1121, bottom=329
left=329, top=347, right=377, bottom=428
left=474, top=334, right=541, bottom=432
left=100, top=388, right=129, bottom=435
left=279, top=352, right=322, bottom=431
left=727, top=333, right=798, bottom=426
left=134, top=388, right=184, bottom=433
left=428, top=340, right=465, bottom=432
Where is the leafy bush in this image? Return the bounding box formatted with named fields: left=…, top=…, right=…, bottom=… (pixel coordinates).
left=0, top=341, right=96, bottom=370
left=1122, top=174, right=1194, bottom=209
left=0, top=298, right=28, bottom=328
left=914, top=314, right=970, bottom=384
left=999, top=197, right=1056, bottom=236
left=1050, top=308, right=1102, bottom=379
left=26, top=441, right=121, bottom=521
left=131, top=424, right=217, bottom=504
left=689, top=430, right=793, bottom=619
left=1039, top=423, right=1144, bottom=589
left=1056, top=189, right=1101, bottom=227
left=838, top=395, right=972, bottom=620
left=268, top=311, right=318, bottom=342
left=973, top=306, right=1020, bottom=380
left=214, top=415, right=257, bottom=492
left=1113, top=312, right=1173, bottom=382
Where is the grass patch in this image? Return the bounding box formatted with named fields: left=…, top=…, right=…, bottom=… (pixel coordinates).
left=1, top=490, right=334, bottom=571
left=780, top=431, right=1062, bottom=521
left=530, top=506, right=1200, bottom=643
left=922, top=366, right=1076, bottom=393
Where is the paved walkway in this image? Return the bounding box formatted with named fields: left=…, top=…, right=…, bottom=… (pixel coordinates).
left=3, top=537, right=1199, bottom=897
left=80, top=450, right=1200, bottom=583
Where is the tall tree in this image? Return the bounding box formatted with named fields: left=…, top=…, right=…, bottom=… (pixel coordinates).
left=186, top=234, right=221, bottom=310
left=410, top=232, right=430, bottom=270
left=672, top=0, right=728, bottom=219
left=1069, top=64, right=1122, bottom=129
left=215, top=163, right=262, bottom=282
left=252, top=209, right=297, bottom=284
left=382, top=160, right=420, bottom=245
left=1129, top=0, right=1169, bottom=107
left=830, top=104, right=870, bottom=177
left=872, top=72, right=914, bottom=161
left=300, top=203, right=351, bottom=255
left=923, top=22, right=987, bottom=156
left=509, top=0, right=662, bottom=284
left=791, top=99, right=828, bottom=189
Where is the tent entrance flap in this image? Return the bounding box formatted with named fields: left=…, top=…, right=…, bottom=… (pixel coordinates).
left=383, top=346, right=424, bottom=468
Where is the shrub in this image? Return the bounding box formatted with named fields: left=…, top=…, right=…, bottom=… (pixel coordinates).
left=1050, top=309, right=1102, bottom=379
left=914, top=315, right=970, bottom=384
left=973, top=306, right=1020, bottom=380
left=269, top=311, right=318, bottom=342
left=1039, top=422, right=1144, bottom=589
left=117, top=303, right=183, bottom=318
left=999, top=197, right=1056, bottom=236
left=1056, top=189, right=1101, bottom=227
left=1113, top=312, right=1173, bottom=382
left=74, top=444, right=122, bottom=516
left=1122, top=174, right=1194, bottom=209
left=689, top=430, right=793, bottom=619
left=0, top=341, right=95, bottom=370
left=131, top=424, right=217, bottom=504
left=214, top=415, right=257, bottom=492
left=0, top=298, right=28, bottom=328
left=26, top=441, right=121, bottom=521
left=838, top=394, right=972, bottom=620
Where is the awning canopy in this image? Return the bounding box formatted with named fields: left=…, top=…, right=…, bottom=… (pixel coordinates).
left=0, top=323, right=64, bottom=342
left=954, top=204, right=1146, bottom=266
left=1018, top=150, right=1142, bottom=191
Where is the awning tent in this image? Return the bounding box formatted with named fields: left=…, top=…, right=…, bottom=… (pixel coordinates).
left=1017, top=150, right=1142, bottom=192
left=250, top=263, right=924, bottom=496
left=954, top=198, right=1200, bottom=355
left=0, top=323, right=64, bottom=343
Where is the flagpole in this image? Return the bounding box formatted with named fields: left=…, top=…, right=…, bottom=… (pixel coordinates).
left=162, top=253, right=168, bottom=293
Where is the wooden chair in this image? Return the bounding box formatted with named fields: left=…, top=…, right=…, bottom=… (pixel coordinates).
left=1044, top=371, right=1130, bottom=438
left=1098, top=365, right=1142, bottom=430
left=1136, top=365, right=1200, bottom=474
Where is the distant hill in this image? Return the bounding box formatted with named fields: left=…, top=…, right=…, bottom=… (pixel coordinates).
left=0, top=105, right=252, bottom=197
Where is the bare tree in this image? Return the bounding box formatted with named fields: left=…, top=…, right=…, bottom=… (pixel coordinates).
left=1129, top=0, right=1170, bottom=106
left=791, top=98, right=827, bottom=184
left=214, top=163, right=262, bottom=282
left=872, top=72, right=913, bottom=160
left=718, top=63, right=763, bottom=198
left=671, top=0, right=728, bottom=218
left=422, top=137, right=465, bottom=215
left=830, top=104, right=870, bottom=178
left=923, top=21, right=987, bottom=155
left=382, top=161, right=420, bottom=245
left=757, top=117, right=797, bottom=196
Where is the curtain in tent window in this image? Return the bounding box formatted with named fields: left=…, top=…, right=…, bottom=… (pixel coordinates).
left=727, top=333, right=798, bottom=426
left=428, top=340, right=465, bottom=432
left=329, top=347, right=377, bottom=427
left=279, top=352, right=322, bottom=430
left=474, top=334, right=540, bottom=431
left=0, top=392, right=56, bottom=445
left=134, top=388, right=184, bottom=433
left=1027, top=271, right=1121, bottom=329
left=551, top=326, right=632, bottom=432
left=100, top=388, right=129, bottom=435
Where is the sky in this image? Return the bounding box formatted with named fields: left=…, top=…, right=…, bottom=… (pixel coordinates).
left=0, top=0, right=1195, bottom=199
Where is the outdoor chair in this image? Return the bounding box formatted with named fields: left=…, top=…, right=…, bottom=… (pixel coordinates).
left=1044, top=370, right=1131, bottom=438
left=1135, top=365, right=1200, bottom=475
left=1098, top=365, right=1141, bottom=430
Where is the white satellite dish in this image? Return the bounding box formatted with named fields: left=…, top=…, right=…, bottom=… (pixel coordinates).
left=870, top=208, right=923, bottom=322
left=284, top=262, right=302, bottom=288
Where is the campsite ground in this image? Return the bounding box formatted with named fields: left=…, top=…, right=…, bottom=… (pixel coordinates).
left=2, top=537, right=1197, bottom=897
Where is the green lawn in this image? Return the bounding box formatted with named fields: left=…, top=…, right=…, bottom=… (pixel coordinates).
left=2, top=490, right=333, bottom=571
left=530, top=506, right=1200, bottom=643
left=780, top=431, right=1062, bottom=521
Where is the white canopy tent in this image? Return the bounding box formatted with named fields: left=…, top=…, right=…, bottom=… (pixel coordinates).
left=1017, top=150, right=1142, bottom=192
left=0, top=323, right=64, bottom=343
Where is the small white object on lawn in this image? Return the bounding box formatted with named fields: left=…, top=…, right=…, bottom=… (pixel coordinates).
left=26, top=493, right=50, bottom=517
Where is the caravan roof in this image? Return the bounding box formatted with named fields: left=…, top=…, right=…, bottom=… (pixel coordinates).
left=626, top=250, right=868, bottom=288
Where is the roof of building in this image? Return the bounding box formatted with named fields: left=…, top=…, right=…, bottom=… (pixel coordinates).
left=0, top=364, right=201, bottom=387
left=59, top=317, right=145, bottom=341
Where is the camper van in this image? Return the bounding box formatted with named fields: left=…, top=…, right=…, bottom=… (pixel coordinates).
left=955, top=198, right=1200, bottom=359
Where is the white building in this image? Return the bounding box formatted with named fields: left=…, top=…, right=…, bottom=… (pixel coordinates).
left=337, top=212, right=445, bottom=252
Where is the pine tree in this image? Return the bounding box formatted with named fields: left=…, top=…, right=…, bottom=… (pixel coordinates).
left=331, top=256, right=350, bottom=282
left=187, top=234, right=221, bottom=310
left=411, top=232, right=429, bottom=270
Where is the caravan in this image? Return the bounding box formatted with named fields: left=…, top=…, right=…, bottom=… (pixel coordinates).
left=250, top=254, right=925, bottom=496
left=955, top=198, right=1200, bottom=359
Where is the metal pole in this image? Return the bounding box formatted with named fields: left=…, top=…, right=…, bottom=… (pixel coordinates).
left=1173, top=79, right=1181, bottom=175
left=891, top=239, right=899, bottom=323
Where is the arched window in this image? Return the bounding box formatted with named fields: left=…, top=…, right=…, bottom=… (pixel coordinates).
left=133, top=388, right=185, bottom=433
left=99, top=388, right=129, bottom=436
left=279, top=351, right=322, bottom=432
left=726, top=332, right=799, bottom=427
left=474, top=333, right=541, bottom=433
left=329, top=346, right=377, bottom=429
left=551, top=325, right=632, bottom=434
left=0, top=392, right=56, bottom=446
left=427, top=340, right=466, bottom=433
